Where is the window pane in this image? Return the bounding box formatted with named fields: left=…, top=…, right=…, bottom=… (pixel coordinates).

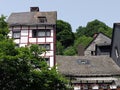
left=46, top=30, right=51, bottom=36
left=38, top=17, right=47, bottom=23
left=39, top=44, right=50, bottom=51
left=13, top=32, right=20, bottom=39
left=32, top=30, right=37, bottom=38
left=45, top=58, right=50, bottom=66
left=45, top=44, right=50, bottom=50
left=38, top=30, right=45, bottom=37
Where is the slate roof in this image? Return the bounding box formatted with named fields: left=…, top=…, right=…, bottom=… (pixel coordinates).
left=7, top=11, right=57, bottom=26
left=56, top=55, right=120, bottom=77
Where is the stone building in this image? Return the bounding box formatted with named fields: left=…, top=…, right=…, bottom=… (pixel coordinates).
left=84, top=32, right=111, bottom=56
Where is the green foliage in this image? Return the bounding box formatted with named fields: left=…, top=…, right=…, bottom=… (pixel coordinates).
left=74, top=35, right=93, bottom=49
left=57, top=20, right=75, bottom=48
left=63, top=46, right=76, bottom=56
left=56, top=41, right=64, bottom=55
left=76, top=19, right=112, bottom=38
left=0, top=15, right=9, bottom=37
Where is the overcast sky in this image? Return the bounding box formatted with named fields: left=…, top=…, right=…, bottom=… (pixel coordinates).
left=0, top=0, right=120, bottom=32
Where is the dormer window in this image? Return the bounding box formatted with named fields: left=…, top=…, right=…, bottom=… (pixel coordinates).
left=38, top=17, right=47, bottom=23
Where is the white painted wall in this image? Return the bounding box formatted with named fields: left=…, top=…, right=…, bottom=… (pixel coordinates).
left=8, top=26, right=55, bottom=67
left=21, top=37, right=28, bottom=43
left=14, top=39, right=20, bottom=43
left=29, top=38, right=36, bottom=43
left=46, top=38, right=53, bottom=42
left=38, top=38, right=45, bottom=42
left=50, top=57, right=54, bottom=67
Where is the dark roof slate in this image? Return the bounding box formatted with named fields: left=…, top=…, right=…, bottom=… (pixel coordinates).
left=56, top=55, right=120, bottom=76
left=7, top=11, right=57, bottom=26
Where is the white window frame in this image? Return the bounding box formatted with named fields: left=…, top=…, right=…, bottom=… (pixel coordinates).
left=32, top=29, right=51, bottom=37
left=12, top=31, right=21, bottom=39
left=39, top=44, right=50, bottom=51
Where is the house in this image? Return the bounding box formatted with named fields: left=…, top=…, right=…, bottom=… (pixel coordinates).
left=84, top=32, right=111, bottom=56
left=111, top=23, right=120, bottom=67
left=7, top=7, right=57, bottom=67
left=56, top=55, right=120, bottom=90
left=56, top=25, right=120, bottom=90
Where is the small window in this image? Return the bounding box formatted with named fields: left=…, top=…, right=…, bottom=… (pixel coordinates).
left=91, top=51, right=96, bottom=55
left=115, top=47, right=119, bottom=58
left=13, top=31, right=21, bottom=39
left=77, top=59, right=90, bottom=65
left=39, top=44, right=50, bottom=51
left=38, top=30, right=45, bottom=37
left=15, top=44, right=19, bottom=48
left=38, top=17, right=47, bottom=23
left=32, top=29, right=51, bottom=37
left=45, top=58, right=50, bottom=66
left=46, top=30, right=51, bottom=36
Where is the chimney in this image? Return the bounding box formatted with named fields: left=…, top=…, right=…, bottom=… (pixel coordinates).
left=30, top=7, right=39, bottom=12
left=93, top=33, right=98, bottom=38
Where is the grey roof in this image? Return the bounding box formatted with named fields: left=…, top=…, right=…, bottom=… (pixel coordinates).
left=7, top=11, right=57, bottom=26
left=56, top=55, right=120, bottom=76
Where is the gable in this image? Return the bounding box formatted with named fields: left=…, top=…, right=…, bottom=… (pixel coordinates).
left=85, top=33, right=111, bottom=51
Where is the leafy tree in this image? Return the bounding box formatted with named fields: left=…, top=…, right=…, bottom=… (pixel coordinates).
left=0, top=15, right=9, bottom=37
left=63, top=46, right=76, bottom=56
left=56, top=41, right=64, bottom=55
left=75, top=26, right=87, bottom=38
left=56, top=20, right=75, bottom=48
left=76, top=19, right=112, bottom=38
left=74, top=35, right=93, bottom=50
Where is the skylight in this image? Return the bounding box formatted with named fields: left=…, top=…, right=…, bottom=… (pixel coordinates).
left=77, top=59, right=90, bottom=65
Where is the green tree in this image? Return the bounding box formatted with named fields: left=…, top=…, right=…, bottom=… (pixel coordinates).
left=56, top=41, right=64, bottom=55
left=0, top=15, right=9, bottom=37
left=56, top=20, right=75, bottom=48
left=74, top=35, right=93, bottom=50
left=63, top=46, right=76, bottom=56
left=76, top=19, right=112, bottom=38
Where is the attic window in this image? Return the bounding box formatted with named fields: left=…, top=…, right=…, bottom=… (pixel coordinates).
left=38, top=17, right=47, bottom=23
left=77, top=59, right=90, bottom=65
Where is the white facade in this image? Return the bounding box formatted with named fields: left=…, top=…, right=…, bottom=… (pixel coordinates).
left=9, top=26, right=56, bottom=67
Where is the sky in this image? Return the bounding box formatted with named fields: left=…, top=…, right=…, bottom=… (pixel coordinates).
left=0, top=0, right=120, bottom=32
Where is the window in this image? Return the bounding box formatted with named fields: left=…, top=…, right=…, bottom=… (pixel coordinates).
left=115, top=46, right=119, bottom=58
left=13, top=31, right=21, bottom=39
left=38, top=17, right=47, bottom=23
left=15, top=44, right=19, bottom=48
left=32, top=29, right=51, bottom=37
left=77, top=59, right=90, bottom=65
left=38, top=30, right=45, bottom=37
left=91, top=51, right=95, bottom=55
left=39, top=44, right=50, bottom=51
left=45, top=58, right=50, bottom=66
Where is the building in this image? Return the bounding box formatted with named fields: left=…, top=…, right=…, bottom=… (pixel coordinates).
left=111, top=23, right=120, bottom=67
left=7, top=7, right=57, bottom=67
left=56, top=55, right=120, bottom=90
left=56, top=27, right=120, bottom=89
left=84, top=32, right=111, bottom=56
